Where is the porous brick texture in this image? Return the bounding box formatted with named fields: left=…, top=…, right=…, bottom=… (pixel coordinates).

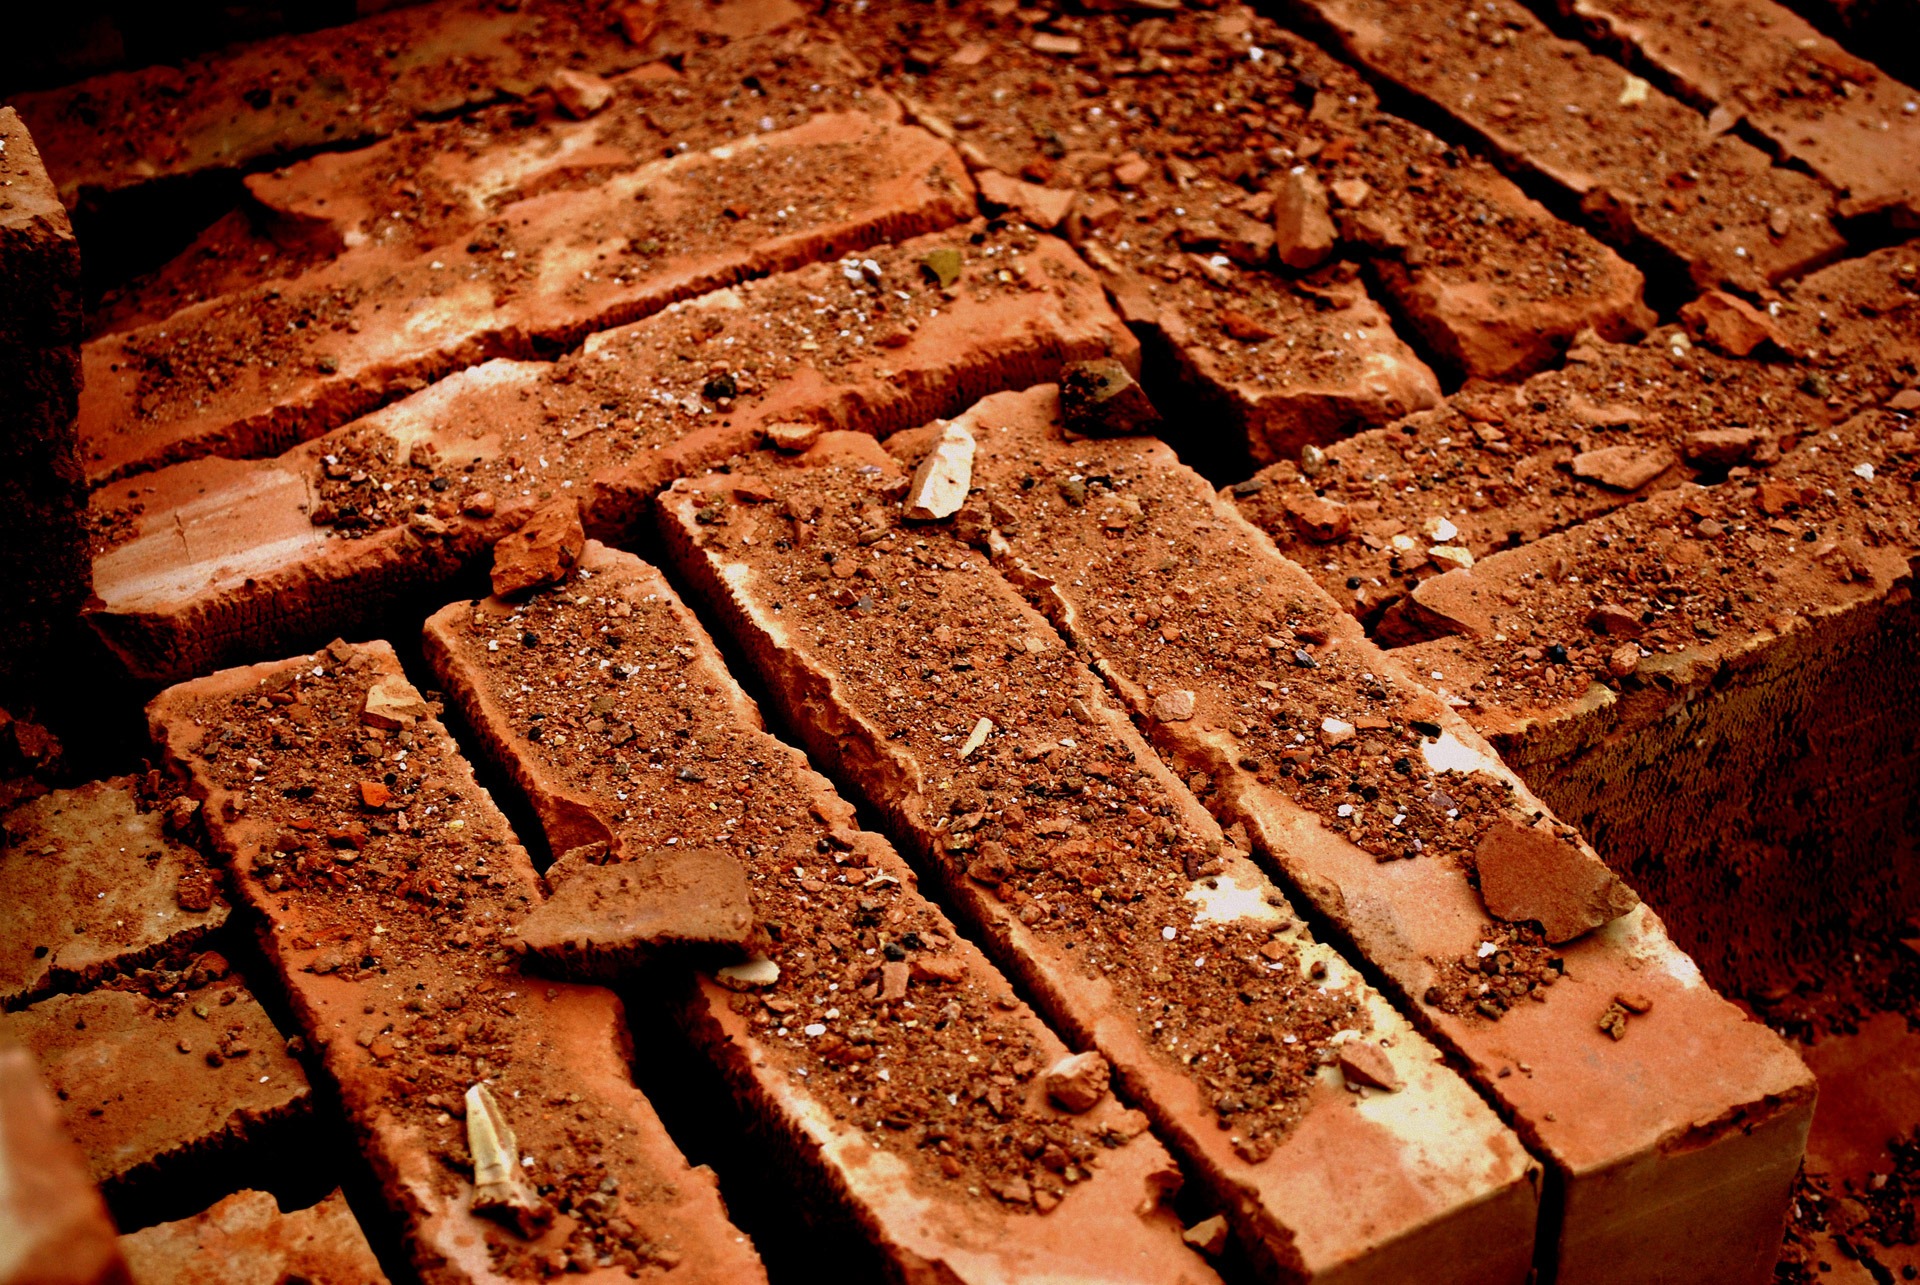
left=7, top=0, right=1920, bottom=1279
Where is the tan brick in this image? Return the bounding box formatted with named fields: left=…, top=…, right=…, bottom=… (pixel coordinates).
left=88, top=225, right=1127, bottom=683
left=1560, top=0, right=1920, bottom=224
left=423, top=542, right=1220, bottom=1282
left=78, top=111, right=974, bottom=484
left=657, top=442, right=1540, bottom=1282
left=1289, top=0, right=1844, bottom=292
left=0, top=979, right=310, bottom=1191
left=932, top=384, right=1816, bottom=1285
left=119, top=1189, right=388, bottom=1285
left=0, top=777, right=228, bottom=1006
left=0, top=1045, right=131, bottom=1285
left=148, top=642, right=765, bottom=1283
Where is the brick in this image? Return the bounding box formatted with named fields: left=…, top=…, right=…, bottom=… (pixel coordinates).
left=118, top=1189, right=389, bottom=1285
left=77, top=110, right=974, bottom=484
left=11, top=0, right=804, bottom=208
left=1558, top=0, right=1920, bottom=224
left=657, top=442, right=1540, bottom=1282
left=930, top=384, right=1815, bottom=1284
left=829, top=0, right=1652, bottom=384
left=1395, top=400, right=1920, bottom=1001
left=88, top=225, right=1128, bottom=683
left=1285, top=0, right=1845, bottom=293
left=148, top=642, right=766, bottom=1283
left=0, top=1045, right=130, bottom=1285
left=422, top=543, right=1221, bottom=1282
left=0, top=978, right=311, bottom=1191
left=0, top=776, right=229, bottom=1006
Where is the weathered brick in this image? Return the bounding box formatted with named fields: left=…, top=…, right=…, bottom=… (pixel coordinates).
left=149, top=642, right=765, bottom=1283
left=1559, top=0, right=1920, bottom=224
left=0, top=978, right=311, bottom=1190
left=423, top=543, right=1220, bottom=1282
left=1284, top=0, right=1845, bottom=292
left=1, top=777, right=228, bottom=1006
left=78, top=111, right=973, bottom=483
left=88, top=225, right=1127, bottom=683
left=0, top=1045, right=131, bottom=1285
left=118, top=1189, right=389, bottom=1285
left=657, top=440, right=1540, bottom=1282
left=929, top=383, right=1816, bottom=1284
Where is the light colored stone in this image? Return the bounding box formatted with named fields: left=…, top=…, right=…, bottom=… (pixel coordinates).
left=1336, top=1042, right=1403, bottom=1092
left=1272, top=169, right=1336, bottom=270
left=1042, top=1051, right=1110, bottom=1113
left=974, top=170, right=1074, bottom=231
left=360, top=675, right=429, bottom=730
left=904, top=423, right=975, bottom=521
left=1151, top=689, right=1196, bottom=723
left=548, top=68, right=614, bottom=120
left=466, top=1084, right=551, bottom=1236
left=1570, top=445, right=1675, bottom=492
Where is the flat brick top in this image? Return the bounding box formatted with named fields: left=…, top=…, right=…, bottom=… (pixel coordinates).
left=118, top=1189, right=389, bottom=1285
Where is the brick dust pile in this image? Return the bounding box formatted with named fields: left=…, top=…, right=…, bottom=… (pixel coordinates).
left=0, top=0, right=1917, bottom=1280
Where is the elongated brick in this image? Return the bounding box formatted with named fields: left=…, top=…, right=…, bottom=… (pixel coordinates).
left=0, top=978, right=310, bottom=1191
left=1, top=776, right=228, bottom=1006
left=119, top=1189, right=389, bottom=1285
left=826, top=0, right=1652, bottom=384
left=1557, top=0, right=1920, bottom=223
left=1395, top=402, right=1920, bottom=996
left=78, top=110, right=973, bottom=483
left=1282, top=0, right=1844, bottom=292
left=658, top=437, right=1540, bottom=1282
left=148, top=642, right=765, bottom=1284
left=931, top=384, right=1817, bottom=1284
left=423, top=541, right=1220, bottom=1282
left=88, top=224, right=1128, bottom=683
left=11, top=0, right=803, bottom=207
left=0, top=1045, right=131, bottom=1285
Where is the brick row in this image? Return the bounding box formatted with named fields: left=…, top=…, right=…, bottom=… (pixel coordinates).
left=656, top=437, right=1541, bottom=1281
left=422, top=542, right=1220, bottom=1282
left=0, top=1045, right=130, bottom=1285
left=1281, top=0, right=1845, bottom=292
left=917, top=382, right=1815, bottom=1283
left=148, top=641, right=765, bottom=1283
left=0, top=972, right=311, bottom=1191
left=94, top=29, right=878, bottom=338
left=1554, top=0, right=1920, bottom=224
left=10, top=0, right=802, bottom=208
left=78, top=110, right=973, bottom=484
left=1, top=776, right=229, bottom=1006
left=87, top=224, right=1126, bottom=684
left=824, top=0, right=1653, bottom=399
left=119, top=1189, right=390, bottom=1285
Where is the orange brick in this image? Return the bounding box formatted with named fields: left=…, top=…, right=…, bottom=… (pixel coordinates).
left=0, top=1045, right=131, bottom=1285
left=119, top=1189, right=389, bottom=1285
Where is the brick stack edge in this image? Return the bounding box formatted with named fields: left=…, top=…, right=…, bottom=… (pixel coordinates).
left=0, top=108, right=87, bottom=701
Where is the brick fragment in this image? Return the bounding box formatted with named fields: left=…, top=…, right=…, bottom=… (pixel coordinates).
left=490, top=500, right=585, bottom=598
left=0, top=1046, right=130, bottom=1285
left=148, top=642, right=765, bottom=1283
left=422, top=544, right=1218, bottom=1282
left=78, top=111, right=973, bottom=483
left=514, top=848, right=756, bottom=978
left=1559, top=0, right=1920, bottom=224
left=0, top=777, right=228, bottom=1005
left=118, top=1189, right=389, bottom=1285
left=87, top=225, right=1127, bottom=684
left=0, top=979, right=310, bottom=1191
left=658, top=442, right=1540, bottom=1282
left=942, top=384, right=1815, bottom=1284
left=1287, top=0, right=1845, bottom=292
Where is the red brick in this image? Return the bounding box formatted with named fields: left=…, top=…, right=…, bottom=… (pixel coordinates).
left=1289, top=0, right=1844, bottom=293
left=118, top=1189, right=389, bottom=1285
left=148, top=642, right=765, bottom=1283
left=0, top=979, right=311, bottom=1191
left=657, top=443, right=1540, bottom=1282
left=1560, top=0, right=1920, bottom=224
left=0, top=1046, right=131, bottom=1285
left=0, top=777, right=228, bottom=1006
left=78, top=111, right=974, bottom=484
left=422, top=544, right=1221, bottom=1282
left=933, top=384, right=1816, bottom=1284
left=87, top=225, right=1127, bottom=683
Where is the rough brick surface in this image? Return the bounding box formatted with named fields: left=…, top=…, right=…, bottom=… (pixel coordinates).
left=149, top=642, right=765, bottom=1283
left=118, top=1189, right=389, bottom=1285
left=0, top=979, right=311, bottom=1190
left=0, top=1045, right=131, bottom=1285
left=423, top=543, right=1220, bottom=1282
left=658, top=441, right=1540, bottom=1282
